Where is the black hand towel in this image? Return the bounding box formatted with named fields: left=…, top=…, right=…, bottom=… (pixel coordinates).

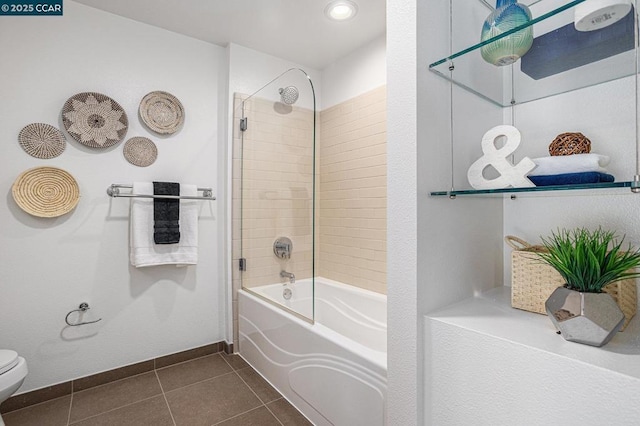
left=153, top=182, right=180, bottom=244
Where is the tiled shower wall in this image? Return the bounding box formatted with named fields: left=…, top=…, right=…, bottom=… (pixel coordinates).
left=232, top=86, right=387, bottom=342
left=318, top=86, right=387, bottom=294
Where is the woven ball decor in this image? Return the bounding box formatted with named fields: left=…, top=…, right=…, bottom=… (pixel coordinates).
left=139, top=91, right=184, bottom=135
left=549, top=132, right=591, bottom=156
left=62, top=92, right=128, bottom=148
left=12, top=166, right=80, bottom=217
left=18, top=123, right=66, bottom=159
left=123, top=137, right=157, bottom=167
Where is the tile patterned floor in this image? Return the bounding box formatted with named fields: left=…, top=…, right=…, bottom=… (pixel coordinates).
left=3, top=353, right=312, bottom=426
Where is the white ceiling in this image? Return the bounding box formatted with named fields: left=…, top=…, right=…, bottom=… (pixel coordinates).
left=71, top=0, right=386, bottom=70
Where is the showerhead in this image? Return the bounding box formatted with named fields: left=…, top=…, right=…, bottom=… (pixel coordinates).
left=279, top=86, right=299, bottom=105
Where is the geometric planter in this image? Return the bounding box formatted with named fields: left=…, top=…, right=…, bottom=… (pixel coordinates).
left=507, top=236, right=637, bottom=330
left=545, top=286, right=625, bottom=347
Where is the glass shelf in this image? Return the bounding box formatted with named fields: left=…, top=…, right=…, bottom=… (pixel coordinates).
left=429, top=0, right=637, bottom=107
left=430, top=181, right=635, bottom=197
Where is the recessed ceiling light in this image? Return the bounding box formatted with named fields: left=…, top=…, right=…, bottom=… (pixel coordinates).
left=324, top=0, right=358, bottom=21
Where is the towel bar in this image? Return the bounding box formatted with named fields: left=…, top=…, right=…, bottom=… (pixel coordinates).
left=106, top=184, right=215, bottom=200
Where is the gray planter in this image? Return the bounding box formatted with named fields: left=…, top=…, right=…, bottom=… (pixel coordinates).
left=545, top=286, right=625, bottom=347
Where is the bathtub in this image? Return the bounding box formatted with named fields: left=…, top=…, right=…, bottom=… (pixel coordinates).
left=239, top=277, right=387, bottom=426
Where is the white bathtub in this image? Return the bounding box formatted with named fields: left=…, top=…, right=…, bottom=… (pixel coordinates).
left=239, top=277, right=387, bottom=426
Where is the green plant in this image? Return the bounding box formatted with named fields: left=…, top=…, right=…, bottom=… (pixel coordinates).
left=538, top=227, right=640, bottom=293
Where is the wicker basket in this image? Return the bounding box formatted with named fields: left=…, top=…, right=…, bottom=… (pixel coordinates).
left=506, top=235, right=637, bottom=330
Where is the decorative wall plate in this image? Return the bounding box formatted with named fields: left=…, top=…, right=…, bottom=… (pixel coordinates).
left=12, top=166, right=80, bottom=217
left=18, top=123, right=66, bottom=159
left=139, top=91, right=184, bottom=135
left=62, top=92, right=128, bottom=148
left=123, top=137, right=157, bottom=167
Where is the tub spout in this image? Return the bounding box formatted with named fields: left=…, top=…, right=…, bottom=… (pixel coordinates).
left=280, top=270, right=295, bottom=284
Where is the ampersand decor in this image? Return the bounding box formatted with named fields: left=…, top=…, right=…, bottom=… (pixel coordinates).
left=467, top=125, right=536, bottom=190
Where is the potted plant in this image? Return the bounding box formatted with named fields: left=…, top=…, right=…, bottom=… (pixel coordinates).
left=538, top=227, right=640, bottom=347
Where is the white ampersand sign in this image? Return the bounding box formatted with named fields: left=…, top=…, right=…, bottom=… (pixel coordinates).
left=467, top=125, right=536, bottom=189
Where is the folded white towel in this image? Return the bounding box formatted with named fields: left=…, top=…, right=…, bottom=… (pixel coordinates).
left=529, top=153, right=610, bottom=176
left=130, top=182, right=198, bottom=267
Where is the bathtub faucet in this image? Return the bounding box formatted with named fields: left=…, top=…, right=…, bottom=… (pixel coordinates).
left=280, top=270, right=295, bottom=284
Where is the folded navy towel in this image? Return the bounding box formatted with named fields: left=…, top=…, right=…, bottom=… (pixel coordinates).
left=153, top=182, right=180, bottom=244
left=528, top=172, right=615, bottom=187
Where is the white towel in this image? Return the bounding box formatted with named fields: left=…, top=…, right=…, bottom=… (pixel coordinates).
left=529, top=153, right=610, bottom=176
left=130, top=182, right=198, bottom=267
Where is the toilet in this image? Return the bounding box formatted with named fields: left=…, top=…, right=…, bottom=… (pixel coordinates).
left=0, top=350, right=28, bottom=426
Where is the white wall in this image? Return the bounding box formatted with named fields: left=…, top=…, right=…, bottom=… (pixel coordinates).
left=0, top=1, right=227, bottom=393
left=387, top=1, right=419, bottom=424
left=417, top=1, right=506, bottom=422
left=387, top=1, right=503, bottom=423
left=321, top=35, right=387, bottom=109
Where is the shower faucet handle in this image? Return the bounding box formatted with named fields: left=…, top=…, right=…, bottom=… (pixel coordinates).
left=273, top=237, right=293, bottom=259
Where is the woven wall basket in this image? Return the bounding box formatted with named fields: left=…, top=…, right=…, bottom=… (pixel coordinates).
left=123, top=137, right=157, bottom=167
left=18, top=123, right=66, bottom=159
left=506, top=235, right=637, bottom=330
left=62, top=92, right=128, bottom=148
left=12, top=166, right=80, bottom=218
left=139, top=91, right=184, bottom=135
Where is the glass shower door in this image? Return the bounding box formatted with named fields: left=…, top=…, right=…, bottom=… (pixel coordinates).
left=236, top=69, right=316, bottom=322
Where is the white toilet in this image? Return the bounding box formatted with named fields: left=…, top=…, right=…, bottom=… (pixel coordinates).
left=0, top=350, right=28, bottom=426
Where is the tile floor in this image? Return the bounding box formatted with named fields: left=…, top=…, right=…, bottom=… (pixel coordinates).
left=3, top=353, right=312, bottom=426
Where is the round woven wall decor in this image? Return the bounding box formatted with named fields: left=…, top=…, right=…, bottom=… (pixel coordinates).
left=62, top=92, right=128, bottom=148
left=549, top=132, right=591, bottom=156
left=123, top=137, right=157, bottom=167
left=12, top=166, right=80, bottom=218
left=139, top=91, right=184, bottom=135
left=18, top=123, right=66, bottom=159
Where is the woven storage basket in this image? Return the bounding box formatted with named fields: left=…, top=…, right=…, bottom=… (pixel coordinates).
left=506, top=235, right=637, bottom=330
